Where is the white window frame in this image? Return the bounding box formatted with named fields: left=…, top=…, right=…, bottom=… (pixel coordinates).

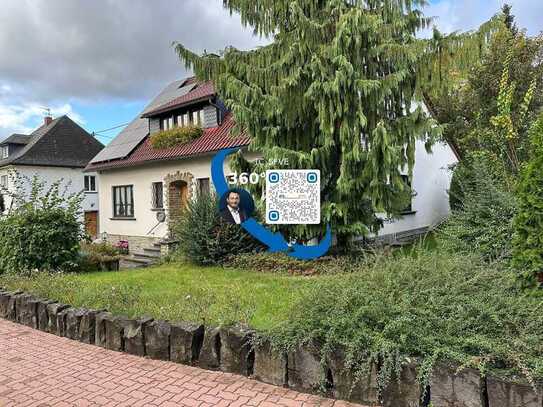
left=84, top=175, right=97, bottom=193
left=151, top=182, right=164, bottom=209
left=1, top=146, right=8, bottom=159
left=0, top=175, right=7, bottom=188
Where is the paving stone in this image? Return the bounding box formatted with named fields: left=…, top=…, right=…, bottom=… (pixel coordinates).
left=123, top=316, right=153, bottom=356
left=170, top=321, right=204, bottom=364
left=253, top=339, right=287, bottom=387
left=0, top=318, right=352, bottom=407
left=487, top=376, right=542, bottom=407
left=430, top=364, right=483, bottom=407
left=45, top=302, right=70, bottom=334
left=144, top=320, right=171, bottom=360
left=220, top=325, right=254, bottom=376
left=198, top=326, right=221, bottom=370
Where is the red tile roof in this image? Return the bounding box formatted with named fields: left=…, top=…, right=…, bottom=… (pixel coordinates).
left=141, top=81, right=216, bottom=118
left=86, top=113, right=250, bottom=171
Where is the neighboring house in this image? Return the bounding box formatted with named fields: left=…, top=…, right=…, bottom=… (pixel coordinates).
left=0, top=115, right=104, bottom=238
left=86, top=77, right=457, bottom=259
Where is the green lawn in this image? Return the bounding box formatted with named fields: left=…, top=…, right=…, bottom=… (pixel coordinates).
left=0, top=263, right=317, bottom=330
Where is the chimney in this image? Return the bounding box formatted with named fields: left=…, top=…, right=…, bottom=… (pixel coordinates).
left=44, top=116, right=53, bottom=126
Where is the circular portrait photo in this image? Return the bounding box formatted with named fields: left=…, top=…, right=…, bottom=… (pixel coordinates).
left=219, top=188, right=254, bottom=225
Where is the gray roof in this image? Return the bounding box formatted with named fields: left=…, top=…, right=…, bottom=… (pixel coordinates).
left=1, top=134, right=32, bottom=145
left=0, top=116, right=104, bottom=168
left=90, top=78, right=197, bottom=164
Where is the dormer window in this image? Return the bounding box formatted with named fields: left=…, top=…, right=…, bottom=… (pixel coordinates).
left=1, top=146, right=8, bottom=159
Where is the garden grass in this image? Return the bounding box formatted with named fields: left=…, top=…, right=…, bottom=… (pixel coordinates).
left=0, top=262, right=318, bottom=330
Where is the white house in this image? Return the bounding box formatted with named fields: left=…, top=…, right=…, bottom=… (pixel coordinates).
left=86, top=77, right=457, bottom=260
left=0, top=115, right=104, bottom=238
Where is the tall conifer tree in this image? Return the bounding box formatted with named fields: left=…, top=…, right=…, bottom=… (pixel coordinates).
left=175, top=1, right=451, bottom=243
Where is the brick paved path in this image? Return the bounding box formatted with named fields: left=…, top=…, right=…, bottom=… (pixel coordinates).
left=0, top=319, right=363, bottom=407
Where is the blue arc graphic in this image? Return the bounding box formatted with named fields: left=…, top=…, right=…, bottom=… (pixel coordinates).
left=210, top=148, right=332, bottom=260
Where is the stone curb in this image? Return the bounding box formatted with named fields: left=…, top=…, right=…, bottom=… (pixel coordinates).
left=0, top=289, right=541, bottom=406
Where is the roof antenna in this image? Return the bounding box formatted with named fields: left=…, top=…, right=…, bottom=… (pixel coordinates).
left=40, top=107, right=53, bottom=125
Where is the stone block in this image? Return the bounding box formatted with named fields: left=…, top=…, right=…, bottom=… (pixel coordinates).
left=287, top=343, right=323, bottom=392
left=219, top=325, right=254, bottom=376
left=45, top=302, right=70, bottom=334
left=123, top=316, right=153, bottom=356
left=198, top=326, right=221, bottom=370
left=253, top=339, right=287, bottom=386
left=430, top=364, right=483, bottom=407
left=382, top=361, right=421, bottom=407
left=104, top=315, right=129, bottom=352
left=170, top=321, right=204, bottom=364
left=95, top=312, right=113, bottom=348
left=79, top=309, right=102, bottom=344
left=15, top=294, right=34, bottom=325
left=0, top=291, right=21, bottom=319
left=487, top=376, right=542, bottom=407
left=144, top=320, right=171, bottom=360
left=65, top=308, right=87, bottom=340
left=37, top=300, right=56, bottom=331
left=327, top=348, right=379, bottom=404
left=56, top=307, right=72, bottom=337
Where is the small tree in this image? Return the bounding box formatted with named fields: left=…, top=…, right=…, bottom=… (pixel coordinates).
left=0, top=172, right=85, bottom=274
left=172, top=192, right=262, bottom=265
left=512, top=113, right=543, bottom=286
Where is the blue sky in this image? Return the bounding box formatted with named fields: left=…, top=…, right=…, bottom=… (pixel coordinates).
left=0, top=0, right=541, bottom=145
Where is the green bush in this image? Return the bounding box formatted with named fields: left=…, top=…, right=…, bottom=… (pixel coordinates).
left=0, top=175, right=85, bottom=274
left=439, top=159, right=516, bottom=261
left=512, top=113, right=543, bottom=286
left=172, top=192, right=263, bottom=265
left=150, top=125, right=203, bottom=149
left=267, top=251, right=543, bottom=394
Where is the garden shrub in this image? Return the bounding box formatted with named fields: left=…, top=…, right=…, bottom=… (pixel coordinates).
left=439, top=159, right=517, bottom=260
left=0, top=175, right=85, bottom=274
left=150, top=125, right=203, bottom=149
left=266, top=250, right=543, bottom=394
left=512, top=113, right=543, bottom=286
left=172, top=192, right=263, bottom=265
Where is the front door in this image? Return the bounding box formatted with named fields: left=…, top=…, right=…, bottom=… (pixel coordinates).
left=84, top=211, right=98, bottom=239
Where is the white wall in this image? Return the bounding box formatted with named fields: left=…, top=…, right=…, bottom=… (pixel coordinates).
left=97, top=152, right=259, bottom=239
left=0, top=165, right=99, bottom=214
left=377, top=139, right=457, bottom=236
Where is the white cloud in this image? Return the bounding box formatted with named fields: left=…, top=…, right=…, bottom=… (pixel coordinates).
left=0, top=102, right=84, bottom=140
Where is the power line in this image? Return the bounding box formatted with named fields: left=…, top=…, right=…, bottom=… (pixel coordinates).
left=94, top=121, right=131, bottom=134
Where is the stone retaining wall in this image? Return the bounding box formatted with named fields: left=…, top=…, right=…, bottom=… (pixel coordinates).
left=0, top=288, right=541, bottom=406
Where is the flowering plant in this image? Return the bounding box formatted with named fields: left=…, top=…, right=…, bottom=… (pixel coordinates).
left=114, top=240, right=129, bottom=254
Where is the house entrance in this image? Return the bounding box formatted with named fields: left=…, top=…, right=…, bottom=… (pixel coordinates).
left=164, top=171, right=194, bottom=232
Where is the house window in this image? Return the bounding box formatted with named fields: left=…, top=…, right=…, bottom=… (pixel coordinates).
left=1, top=146, right=8, bottom=159
left=151, top=182, right=164, bottom=209
left=84, top=175, right=96, bottom=192
left=197, top=178, right=210, bottom=196
left=401, top=174, right=413, bottom=213
left=177, top=115, right=184, bottom=127
left=0, top=175, right=7, bottom=188
left=113, top=185, right=134, bottom=217
left=162, top=117, right=174, bottom=130
left=199, top=109, right=205, bottom=126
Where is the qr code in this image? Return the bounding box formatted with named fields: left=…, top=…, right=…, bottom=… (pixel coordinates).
left=265, top=170, right=320, bottom=224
